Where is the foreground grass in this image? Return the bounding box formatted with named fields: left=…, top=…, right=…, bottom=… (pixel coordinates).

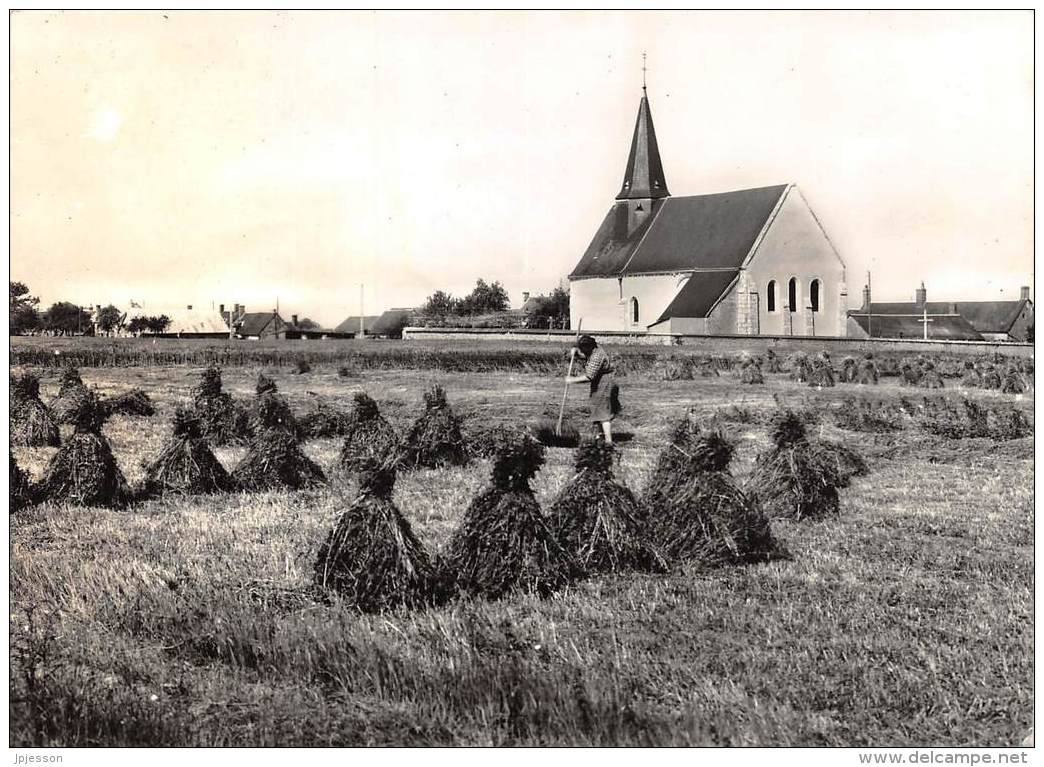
left=9, top=366, right=1033, bottom=746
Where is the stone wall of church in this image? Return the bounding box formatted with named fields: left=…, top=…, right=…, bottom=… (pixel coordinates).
left=743, top=187, right=847, bottom=337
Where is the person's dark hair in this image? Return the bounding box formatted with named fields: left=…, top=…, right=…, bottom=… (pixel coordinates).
left=577, top=335, right=597, bottom=355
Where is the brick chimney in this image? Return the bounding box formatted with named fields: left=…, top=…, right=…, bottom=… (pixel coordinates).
left=862, top=284, right=871, bottom=310
left=1020, top=286, right=1031, bottom=301
left=291, top=314, right=299, bottom=326
left=186, top=304, right=193, bottom=310
left=915, top=281, right=927, bottom=306
left=219, top=303, right=225, bottom=315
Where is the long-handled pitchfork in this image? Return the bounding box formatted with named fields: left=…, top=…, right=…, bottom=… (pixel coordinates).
left=555, top=318, right=583, bottom=438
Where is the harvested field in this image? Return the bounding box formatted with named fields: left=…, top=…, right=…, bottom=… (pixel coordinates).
left=8, top=339, right=1033, bottom=746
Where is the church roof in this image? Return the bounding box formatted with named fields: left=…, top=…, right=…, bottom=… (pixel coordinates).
left=848, top=312, right=984, bottom=341
left=655, top=270, right=740, bottom=321
left=617, top=91, right=669, bottom=200
left=867, top=300, right=1031, bottom=335
left=570, top=184, right=789, bottom=279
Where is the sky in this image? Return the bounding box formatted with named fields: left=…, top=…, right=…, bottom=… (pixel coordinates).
left=10, top=10, right=1033, bottom=327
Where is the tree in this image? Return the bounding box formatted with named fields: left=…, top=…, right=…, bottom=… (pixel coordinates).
left=43, top=302, right=92, bottom=335
left=96, top=304, right=123, bottom=335
left=296, top=317, right=321, bottom=330
left=10, top=281, right=40, bottom=334
left=421, top=290, right=457, bottom=317
left=459, top=279, right=509, bottom=315
left=146, top=315, right=171, bottom=334
left=527, top=287, right=570, bottom=322
left=126, top=316, right=149, bottom=335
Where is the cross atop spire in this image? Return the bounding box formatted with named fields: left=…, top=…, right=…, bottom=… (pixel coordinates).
left=616, top=76, right=669, bottom=201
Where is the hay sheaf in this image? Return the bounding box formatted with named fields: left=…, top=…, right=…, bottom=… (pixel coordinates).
left=840, top=357, right=858, bottom=383
left=440, top=431, right=578, bottom=600
left=249, top=375, right=300, bottom=439
left=832, top=398, right=903, bottom=433
left=646, top=430, right=785, bottom=566
left=856, top=354, right=880, bottom=385
left=192, top=367, right=252, bottom=446
left=959, top=361, right=983, bottom=388
left=807, top=359, right=836, bottom=388
left=789, top=353, right=811, bottom=383
left=747, top=411, right=847, bottom=521
left=35, top=392, right=131, bottom=509
left=1001, top=367, right=1028, bottom=395
left=400, top=384, right=470, bottom=470
left=314, top=459, right=435, bottom=612
left=338, top=392, right=401, bottom=473
left=101, top=388, right=155, bottom=417
left=739, top=359, right=765, bottom=385
left=232, top=424, right=326, bottom=491
left=298, top=397, right=354, bottom=440
left=980, top=367, right=1002, bottom=390
left=10, top=455, right=33, bottom=513
left=548, top=440, right=666, bottom=574
left=643, top=410, right=706, bottom=505
left=763, top=350, right=783, bottom=374
left=10, top=372, right=60, bottom=447
left=142, top=408, right=234, bottom=496
left=50, top=367, right=93, bottom=424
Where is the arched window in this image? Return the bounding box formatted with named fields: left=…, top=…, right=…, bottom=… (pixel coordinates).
left=788, top=278, right=798, bottom=311
left=630, top=297, right=640, bottom=324
left=809, top=279, right=821, bottom=313
left=767, top=280, right=776, bottom=313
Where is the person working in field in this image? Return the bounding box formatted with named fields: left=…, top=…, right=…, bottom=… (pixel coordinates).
left=566, top=335, right=621, bottom=443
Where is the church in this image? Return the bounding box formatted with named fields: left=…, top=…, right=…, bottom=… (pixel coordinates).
left=568, top=86, right=848, bottom=336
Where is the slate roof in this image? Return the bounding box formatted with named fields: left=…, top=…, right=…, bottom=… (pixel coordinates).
left=848, top=313, right=984, bottom=341
left=570, top=185, right=789, bottom=279
left=617, top=92, right=669, bottom=201
left=866, top=299, right=1031, bottom=335
left=238, top=312, right=284, bottom=337
left=334, top=315, right=381, bottom=334
left=656, top=270, right=740, bottom=322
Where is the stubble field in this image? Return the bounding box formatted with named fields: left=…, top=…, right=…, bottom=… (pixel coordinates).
left=8, top=342, right=1034, bottom=746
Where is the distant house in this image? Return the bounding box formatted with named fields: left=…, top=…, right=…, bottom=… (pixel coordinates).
left=236, top=311, right=287, bottom=340
left=369, top=308, right=416, bottom=338
left=847, top=282, right=1032, bottom=342
left=334, top=315, right=381, bottom=337
left=281, top=314, right=352, bottom=340
left=160, top=306, right=232, bottom=338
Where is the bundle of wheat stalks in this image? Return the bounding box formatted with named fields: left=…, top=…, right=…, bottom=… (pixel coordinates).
left=338, top=392, right=401, bottom=473
left=548, top=440, right=666, bottom=574
left=440, top=429, right=578, bottom=600
left=232, top=386, right=325, bottom=491
left=143, top=408, right=235, bottom=496
left=50, top=367, right=93, bottom=424
left=400, top=383, right=470, bottom=470
left=192, top=367, right=251, bottom=446
left=314, top=456, right=435, bottom=612
left=10, top=372, right=60, bottom=447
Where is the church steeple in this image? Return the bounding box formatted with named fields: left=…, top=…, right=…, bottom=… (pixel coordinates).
left=616, top=76, right=669, bottom=201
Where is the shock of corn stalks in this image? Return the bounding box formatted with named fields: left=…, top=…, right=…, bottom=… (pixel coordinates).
left=917, top=396, right=993, bottom=439
left=739, top=358, right=764, bottom=385
left=643, top=409, right=705, bottom=506
left=988, top=405, right=1032, bottom=440
left=50, top=366, right=93, bottom=424
left=294, top=359, right=312, bottom=375
left=250, top=375, right=300, bottom=439
left=1001, top=366, right=1027, bottom=394
left=658, top=357, right=692, bottom=381
left=980, top=366, right=1002, bottom=390
left=35, top=391, right=131, bottom=509
left=764, top=349, right=783, bottom=374
left=339, top=392, right=401, bottom=473
left=142, top=408, right=235, bottom=496
left=832, top=398, right=903, bottom=433
left=807, top=358, right=836, bottom=388
left=548, top=440, right=667, bottom=574
left=313, top=456, right=435, bottom=612
left=298, top=396, right=354, bottom=440
left=856, top=356, right=880, bottom=384
left=959, top=361, right=983, bottom=388
left=899, top=360, right=923, bottom=386
left=646, top=430, right=786, bottom=565
left=232, top=427, right=326, bottom=491
left=10, top=372, right=60, bottom=447
left=530, top=410, right=582, bottom=448
left=790, top=353, right=811, bottom=383
left=192, top=367, right=252, bottom=446
left=440, top=430, right=578, bottom=600
left=101, top=388, right=155, bottom=417
left=747, top=411, right=848, bottom=521
left=10, top=455, right=33, bottom=513
left=466, top=421, right=526, bottom=459
left=400, top=383, right=470, bottom=469
left=840, top=357, right=858, bottom=383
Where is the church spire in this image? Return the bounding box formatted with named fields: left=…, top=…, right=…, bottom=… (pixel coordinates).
left=616, top=60, right=669, bottom=201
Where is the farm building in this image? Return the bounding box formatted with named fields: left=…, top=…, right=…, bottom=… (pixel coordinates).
left=115, top=303, right=231, bottom=338
left=334, top=315, right=380, bottom=337
left=847, top=283, right=1033, bottom=341
left=235, top=310, right=288, bottom=340
left=568, top=86, right=847, bottom=336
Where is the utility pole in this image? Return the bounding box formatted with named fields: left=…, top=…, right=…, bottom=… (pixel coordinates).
left=866, top=270, right=873, bottom=338
left=359, top=284, right=364, bottom=338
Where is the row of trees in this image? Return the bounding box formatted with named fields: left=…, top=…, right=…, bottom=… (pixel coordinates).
left=10, top=282, right=170, bottom=336
left=420, top=279, right=511, bottom=317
